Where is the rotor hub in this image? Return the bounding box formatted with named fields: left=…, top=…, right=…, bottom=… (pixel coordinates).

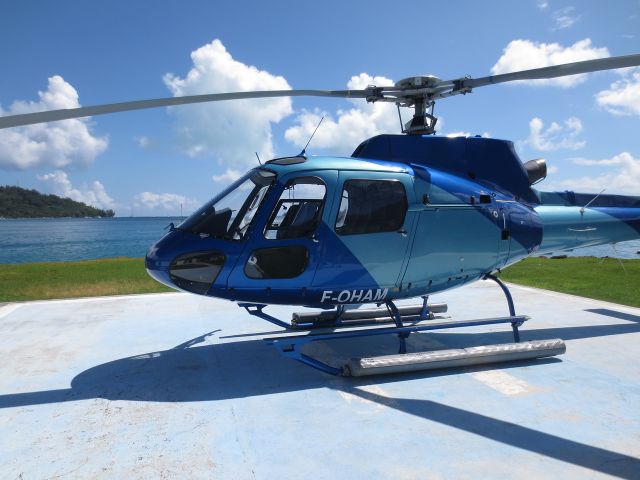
left=394, top=76, right=442, bottom=89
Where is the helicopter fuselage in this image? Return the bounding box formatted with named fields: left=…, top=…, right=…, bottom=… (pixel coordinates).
left=145, top=135, right=640, bottom=307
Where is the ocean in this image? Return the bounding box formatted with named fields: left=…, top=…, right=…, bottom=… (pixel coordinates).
left=0, top=217, right=183, bottom=264
left=0, top=217, right=638, bottom=264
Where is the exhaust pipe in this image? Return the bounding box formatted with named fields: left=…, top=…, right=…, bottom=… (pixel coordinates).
left=524, top=158, right=547, bottom=185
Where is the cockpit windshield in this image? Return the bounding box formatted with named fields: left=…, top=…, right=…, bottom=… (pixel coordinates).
left=178, top=169, right=276, bottom=240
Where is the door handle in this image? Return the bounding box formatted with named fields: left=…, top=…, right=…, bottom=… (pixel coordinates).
left=397, top=229, right=408, bottom=236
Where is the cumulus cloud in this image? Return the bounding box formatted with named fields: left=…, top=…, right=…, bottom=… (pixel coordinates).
left=547, top=152, right=640, bottom=194
left=134, top=191, right=199, bottom=215
left=212, top=168, right=243, bottom=183
left=525, top=117, right=585, bottom=151
left=0, top=76, right=108, bottom=170
left=285, top=73, right=398, bottom=153
left=596, top=69, right=640, bottom=116
left=536, top=0, right=549, bottom=10
left=445, top=131, right=472, bottom=138
left=38, top=170, right=115, bottom=210
left=444, top=131, right=491, bottom=138
left=163, top=39, right=292, bottom=166
left=491, top=39, right=609, bottom=87
left=552, top=7, right=581, bottom=30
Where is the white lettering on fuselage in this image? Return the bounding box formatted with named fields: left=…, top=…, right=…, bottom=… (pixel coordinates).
left=320, top=289, right=388, bottom=303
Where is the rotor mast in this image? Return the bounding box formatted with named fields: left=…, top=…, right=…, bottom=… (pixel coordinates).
left=393, top=76, right=445, bottom=135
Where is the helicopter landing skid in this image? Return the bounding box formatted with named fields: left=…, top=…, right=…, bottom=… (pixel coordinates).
left=241, top=278, right=565, bottom=376
left=265, top=314, right=551, bottom=376
left=239, top=297, right=448, bottom=331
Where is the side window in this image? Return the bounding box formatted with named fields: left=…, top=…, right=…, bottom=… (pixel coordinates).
left=264, top=177, right=326, bottom=240
left=335, top=179, right=407, bottom=235
left=244, top=246, right=309, bottom=279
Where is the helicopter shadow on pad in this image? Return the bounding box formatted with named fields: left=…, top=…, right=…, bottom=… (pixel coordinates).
left=1, top=315, right=638, bottom=409
left=585, top=308, right=640, bottom=323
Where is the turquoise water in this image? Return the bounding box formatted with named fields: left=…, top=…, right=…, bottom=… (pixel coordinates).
left=0, top=217, right=638, bottom=264
left=559, top=240, right=640, bottom=259
left=0, top=217, right=183, bottom=264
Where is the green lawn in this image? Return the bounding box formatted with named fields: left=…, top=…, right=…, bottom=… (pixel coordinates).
left=0, top=256, right=638, bottom=307
left=499, top=256, right=640, bottom=308
left=0, top=257, right=171, bottom=302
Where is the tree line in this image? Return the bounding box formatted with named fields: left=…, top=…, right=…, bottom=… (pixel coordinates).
left=0, top=186, right=115, bottom=218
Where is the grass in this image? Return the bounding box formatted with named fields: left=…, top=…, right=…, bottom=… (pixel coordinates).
left=0, top=256, right=638, bottom=307
left=0, top=257, right=171, bottom=302
left=499, top=256, right=640, bottom=308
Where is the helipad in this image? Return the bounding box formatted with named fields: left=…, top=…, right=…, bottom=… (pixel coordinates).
left=1, top=281, right=639, bottom=479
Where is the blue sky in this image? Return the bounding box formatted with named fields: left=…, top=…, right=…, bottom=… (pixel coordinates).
left=0, top=0, right=639, bottom=216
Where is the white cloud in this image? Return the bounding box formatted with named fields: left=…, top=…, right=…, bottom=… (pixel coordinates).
left=596, top=69, right=640, bottom=116
left=135, top=136, right=152, bottom=149
left=536, top=0, right=549, bottom=10
left=547, top=165, right=559, bottom=174
left=134, top=191, right=199, bottom=215
left=526, top=117, right=585, bottom=151
left=285, top=73, right=398, bottom=153
left=546, top=152, right=640, bottom=194
left=552, top=7, right=581, bottom=30
left=0, top=76, right=108, bottom=170
left=37, top=170, right=115, bottom=210
left=444, top=131, right=491, bottom=138
left=446, top=131, right=472, bottom=138
left=163, top=39, right=292, bottom=166
left=212, top=168, right=243, bottom=183
left=491, top=39, right=609, bottom=87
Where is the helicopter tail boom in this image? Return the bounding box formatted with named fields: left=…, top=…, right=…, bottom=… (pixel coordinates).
left=535, top=191, right=640, bottom=255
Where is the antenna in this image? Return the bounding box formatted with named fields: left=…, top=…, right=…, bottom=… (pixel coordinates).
left=255, top=152, right=262, bottom=165
left=580, top=188, right=606, bottom=214
left=299, top=116, right=324, bottom=156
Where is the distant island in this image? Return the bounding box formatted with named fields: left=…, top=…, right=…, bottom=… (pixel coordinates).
left=0, top=185, right=115, bottom=218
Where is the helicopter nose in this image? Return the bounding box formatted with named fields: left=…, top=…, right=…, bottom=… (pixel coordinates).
left=145, top=230, right=226, bottom=294
left=145, top=232, right=177, bottom=287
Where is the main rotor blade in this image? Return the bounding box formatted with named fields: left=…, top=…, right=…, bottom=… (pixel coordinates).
left=0, top=89, right=369, bottom=129
left=462, top=54, right=640, bottom=89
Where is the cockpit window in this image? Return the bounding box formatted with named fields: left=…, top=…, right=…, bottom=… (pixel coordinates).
left=178, top=169, right=275, bottom=240
left=264, top=177, right=326, bottom=240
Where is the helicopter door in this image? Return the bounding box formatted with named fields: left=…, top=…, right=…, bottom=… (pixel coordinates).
left=227, top=171, right=337, bottom=304
left=312, top=172, right=415, bottom=294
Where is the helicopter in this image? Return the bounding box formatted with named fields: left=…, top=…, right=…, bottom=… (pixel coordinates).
left=2, top=54, right=640, bottom=376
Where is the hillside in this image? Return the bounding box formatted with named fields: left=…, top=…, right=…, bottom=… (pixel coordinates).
left=0, top=186, right=115, bottom=218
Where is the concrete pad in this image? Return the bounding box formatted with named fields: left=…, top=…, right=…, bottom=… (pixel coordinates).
left=1, top=282, right=639, bottom=479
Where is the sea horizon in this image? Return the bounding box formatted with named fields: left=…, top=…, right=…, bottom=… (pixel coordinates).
left=0, top=216, right=638, bottom=265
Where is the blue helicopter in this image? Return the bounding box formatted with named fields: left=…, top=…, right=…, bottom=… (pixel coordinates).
left=2, top=54, right=639, bottom=376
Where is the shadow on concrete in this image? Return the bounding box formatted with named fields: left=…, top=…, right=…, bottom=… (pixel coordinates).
left=346, top=388, right=640, bottom=479
left=1, top=319, right=638, bottom=409
left=1, top=335, right=545, bottom=408
left=585, top=308, right=640, bottom=323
